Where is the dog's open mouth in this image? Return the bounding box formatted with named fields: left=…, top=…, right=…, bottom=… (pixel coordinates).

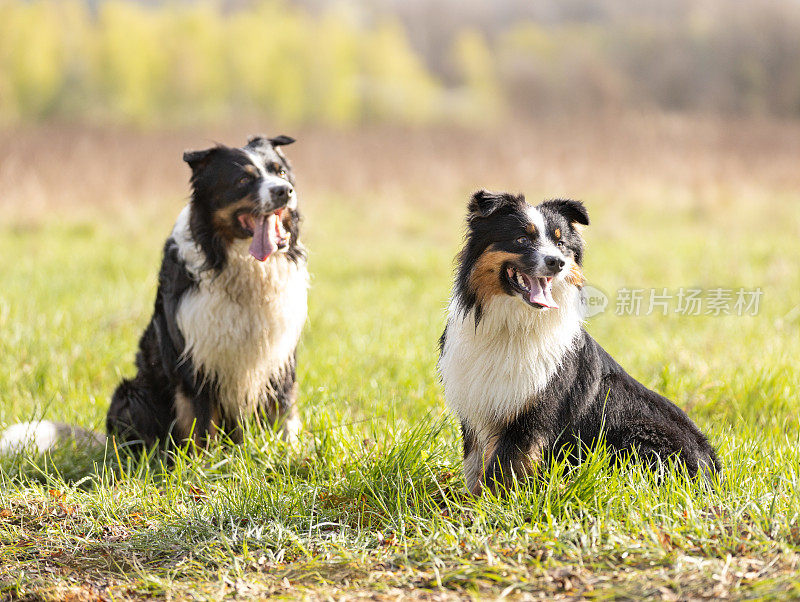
left=237, top=208, right=289, bottom=261
left=505, top=266, right=558, bottom=309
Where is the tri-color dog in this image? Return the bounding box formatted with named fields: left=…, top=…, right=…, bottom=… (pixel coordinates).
left=105, top=135, right=308, bottom=449
left=1, top=135, right=308, bottom=455
left=438, top=190, right=719, bottom=494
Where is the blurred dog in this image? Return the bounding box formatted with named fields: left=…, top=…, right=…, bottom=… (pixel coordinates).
left=438, top=190, right=719, bottom=494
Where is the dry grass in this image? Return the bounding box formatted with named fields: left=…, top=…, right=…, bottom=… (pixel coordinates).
left=2, top=113, right=798, bottom=223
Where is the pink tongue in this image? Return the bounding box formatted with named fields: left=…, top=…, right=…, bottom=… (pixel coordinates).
left=522, top=274, right=558, bottom=309
left=249, top=214, right=277, bottom=261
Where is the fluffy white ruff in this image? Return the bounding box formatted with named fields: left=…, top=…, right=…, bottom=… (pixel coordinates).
left=439, top=284, right=583, bottom=437
left=172, top=206, right=309, bottom=421
left=0, top=421, right=103, bottom=453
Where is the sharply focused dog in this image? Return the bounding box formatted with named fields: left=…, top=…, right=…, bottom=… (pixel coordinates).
left=438, top=190, right=720, bottom=494
left=1, top=135, right=308, bottom=453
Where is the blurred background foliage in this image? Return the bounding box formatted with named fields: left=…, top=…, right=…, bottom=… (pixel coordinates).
left=1, top=0, right=800, bottom=127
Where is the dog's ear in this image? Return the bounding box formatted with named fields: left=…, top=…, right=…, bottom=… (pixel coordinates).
left=539, top=199, right=589, bottom=226
left=183, top=147, right=217, bottom=170
left=468, top=190, right=523, bottom=218
left=246, top=135, right=295, bottom=153
left=268, top=135, right=296, bottom=147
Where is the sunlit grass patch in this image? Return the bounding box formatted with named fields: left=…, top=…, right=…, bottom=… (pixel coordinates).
left=1, top=121, right=799, bottom=598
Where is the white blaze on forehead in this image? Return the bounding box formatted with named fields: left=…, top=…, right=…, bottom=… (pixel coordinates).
left=243, top=149, right=295, bottom=209
left=243, top=149, right=268, bottom=178
left=525, top=204, right=562, bottom=255
left=525, top=205, right=546, bottom=235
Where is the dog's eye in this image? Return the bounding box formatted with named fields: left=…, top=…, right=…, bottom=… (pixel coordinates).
left=556, top=240, right=565, bottom=248
left=269, top=162, right=287, bottom=177
left=237, top=175, right=253, bottom=186
left=516, top=236, right=529, bottom=245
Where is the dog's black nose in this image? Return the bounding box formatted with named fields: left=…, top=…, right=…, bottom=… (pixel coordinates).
left=269, top=184, right=293, bottom=205
left=544, top=255, right=565, bottom=271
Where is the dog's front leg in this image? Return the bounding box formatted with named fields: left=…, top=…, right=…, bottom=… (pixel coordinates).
left=173, top=382, right=218, bottom=447
left=256, top=381, right=300, bottom=444
left=463, top=425, right=544, bottom=495
left=461, top=423, right=487, bottom=495
left=479, top=427, right=548, bottom=495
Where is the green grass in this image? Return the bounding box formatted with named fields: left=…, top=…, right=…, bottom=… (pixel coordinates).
left=1, top=188, right=799, bottom=600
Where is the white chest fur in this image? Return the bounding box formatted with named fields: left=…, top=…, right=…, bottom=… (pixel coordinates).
left=438, top=290, right=582, bottom=435
left=171, top=206, right=308, bottom=419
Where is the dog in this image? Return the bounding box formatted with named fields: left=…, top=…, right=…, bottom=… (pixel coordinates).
left=437, top=190, right=720, bottom=494
left=1, top=135, right=308, bottom=455
left=103, top=135, right=308, bottom=449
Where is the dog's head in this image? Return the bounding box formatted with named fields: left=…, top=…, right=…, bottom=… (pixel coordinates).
left=455, top=190, right=589, bottom=317
left=183, top=135, right=299, bottom=267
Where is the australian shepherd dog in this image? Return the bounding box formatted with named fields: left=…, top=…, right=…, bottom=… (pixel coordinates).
left=105, top=134, right=308, bottom=449
left=438, top=190, right=720, bottom=494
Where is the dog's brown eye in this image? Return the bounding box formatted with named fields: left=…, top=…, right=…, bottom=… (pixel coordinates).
left=556, top=240, right=565, bottom=248
left=238, top=175, right=253, bottom=186
left=516, top=236, right=528, bottom=245
left=278, top=168, right=287, bottom=178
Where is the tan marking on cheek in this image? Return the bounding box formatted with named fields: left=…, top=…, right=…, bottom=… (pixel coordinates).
left=212, top=198, right=256, bottom=241
left=281, top=210, right=293, bottom=245
left=469, top=248, right=520, bottom=306
left=567, top=261, right=585, bottom=287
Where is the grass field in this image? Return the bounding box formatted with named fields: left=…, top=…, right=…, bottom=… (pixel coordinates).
left=1, top=115, right=799, bottom=600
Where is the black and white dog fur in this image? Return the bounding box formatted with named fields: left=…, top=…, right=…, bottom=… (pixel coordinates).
left=438, top=190, right=719, bottom=494
left=105, top=135, right=308, bottom=448
left=1, top=135, right=308, bottom=454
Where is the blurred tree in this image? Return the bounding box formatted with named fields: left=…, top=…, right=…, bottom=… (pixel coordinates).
left=1, top=0, right=799, bottom=126
left=227, top=1, right=312, bottom=125
left=361, top=20, right=441, bottom=124
left=160, top=4, right=229, bottom=123
left=0, top=1, right=67, bottom=120
left=93, top=1, right=168, bottom=125
left=310, top=12, right=362, bottom=126
left=450, top=29, right=506, bottom=124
